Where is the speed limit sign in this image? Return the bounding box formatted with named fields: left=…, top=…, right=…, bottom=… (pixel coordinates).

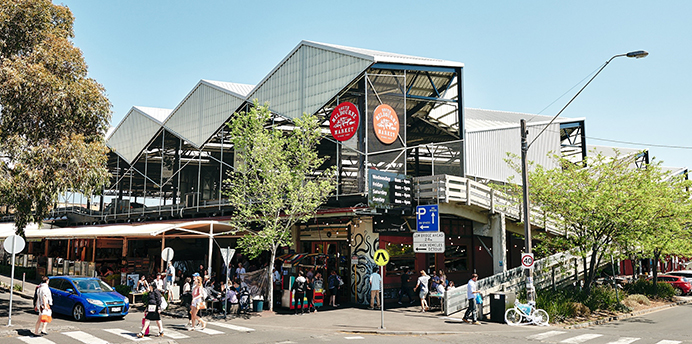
left=521, top=253, right=534, bottom=269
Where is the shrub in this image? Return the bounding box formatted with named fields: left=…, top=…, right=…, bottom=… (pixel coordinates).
left=568, top=302, right=590, bottom=317
left=584, top=285, right=620, bottom=312
left=623, top=279, right=674, bottom=299
left=114, top=285, right=132, bottom=297
left=14, top=283, right=22, bottom=291
left=623, top=294, right=649, bottom=308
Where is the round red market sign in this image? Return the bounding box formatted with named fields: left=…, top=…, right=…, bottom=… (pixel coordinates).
left=329, top=102, right=359, bottom=141
left=373, top=104, right=399, bottom=144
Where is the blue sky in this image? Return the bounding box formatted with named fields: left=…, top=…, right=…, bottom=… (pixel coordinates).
left=61, top=0, right=692, bottom=168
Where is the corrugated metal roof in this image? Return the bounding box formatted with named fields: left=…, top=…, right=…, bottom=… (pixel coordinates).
left=202, top=80, right=254, bottom=98
left=164, top=80, right=247, bottom=148
left=466, top=108, right=572, bottom=132
left=304, top=41, right=464, bottom=68
left=106, top=106, right=171, bottom=164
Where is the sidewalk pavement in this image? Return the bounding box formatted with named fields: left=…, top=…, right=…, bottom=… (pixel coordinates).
left=0, top=273, right=38, bottom=300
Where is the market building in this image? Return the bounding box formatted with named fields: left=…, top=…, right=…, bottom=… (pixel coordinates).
left=8, top=40, right=680, bottom=305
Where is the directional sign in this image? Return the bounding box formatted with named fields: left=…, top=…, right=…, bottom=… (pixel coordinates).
left=220, top=248, right=236, bottom=266
left=374, top=249, right=390, bottom=266
left=413, top=232, right=445, bottom=253
left=416, top=205, right=439, bottom=232
left=161, top=247, right=175, bottom=262
left=521, top=253, right=534, bottom=269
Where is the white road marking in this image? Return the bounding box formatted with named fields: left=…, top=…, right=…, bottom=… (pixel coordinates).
left=655, top=341, right=682, bottom=344
left=560, top=334, right=603, bottom=343
left=162, top=330, right=189, bottom=339
left=344, top=336, right=365, bottom=340
left=63, top=331, right=110, bottom=344
left=197, top=327, right=225, bottom=335
left=528, top=331, right=567, bottom=340
left=605, top=338, right=640, bottom=344
left=207, top=321, right=255, bottom=332
left=103, top=328, right=150, bottom=341
left=17, top=337, right=55, bottom=344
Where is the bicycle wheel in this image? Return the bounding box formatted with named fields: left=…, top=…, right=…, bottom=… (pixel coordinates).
left=505, top=308, right=523, bottom=325
left=534, top=309, right=549, bottom=325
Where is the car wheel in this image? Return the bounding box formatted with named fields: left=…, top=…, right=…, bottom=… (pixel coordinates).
left=72, top=303, right=86, bottom=321
left=673, top=288, right=683, bottom=296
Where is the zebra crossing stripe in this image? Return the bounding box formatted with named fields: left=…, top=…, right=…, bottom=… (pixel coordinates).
left=655, top=341, right=681, bottom=344
left=560, top=334, right=604, bottom=343
left=163, top=331, right=190, bottom=339
left=17, top=337, right=55, bottom=344
left=605, top=337, right=640, bottom=344
left=528, top=331, right=567, bottom=340
left=344, top=336, right=365, bottom=340
left=103, top=328, right=150, bottom=341
left=63, top=331, right=110, bottom=344
left=197, top=327, right=225, bottom=335
left=207, top=321, right=255, bottom=332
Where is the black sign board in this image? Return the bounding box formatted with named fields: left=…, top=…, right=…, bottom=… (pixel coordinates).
left=368, top=170, right=413, bottom=211
left=373, top=216, right=412, bottom=233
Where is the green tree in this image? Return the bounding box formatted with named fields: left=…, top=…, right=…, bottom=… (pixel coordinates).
left=508, top=150, right=692, bottom=294
left=629, top=170, right=692, bottom=289
left=223, top=101, right=336, bottom=311
left=0, top=0, right=111, bottom=235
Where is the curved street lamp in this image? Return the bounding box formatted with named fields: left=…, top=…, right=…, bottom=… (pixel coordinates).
left=521, top=50, right=648, bottom=304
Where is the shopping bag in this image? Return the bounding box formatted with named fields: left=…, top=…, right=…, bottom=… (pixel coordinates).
left=141, top=317, right=150, bottom=335
left=475, top=293, right=483, bottom=305
left=40, top=308, right=52, bottom=323
left=160, top=298, right=168, bottom=311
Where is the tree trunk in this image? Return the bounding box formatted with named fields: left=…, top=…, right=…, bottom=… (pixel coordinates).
left=269, top=247, right=276, bottom=312
left=630, top=256, right=637, bottom=278
left=652, top=250, right=660, bottom=291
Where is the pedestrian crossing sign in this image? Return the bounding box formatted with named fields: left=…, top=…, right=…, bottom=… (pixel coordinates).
left=374, top=249, right=389, bottom=266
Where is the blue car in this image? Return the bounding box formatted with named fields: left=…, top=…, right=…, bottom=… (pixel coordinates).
left=48, top=276, right=129, bottom=321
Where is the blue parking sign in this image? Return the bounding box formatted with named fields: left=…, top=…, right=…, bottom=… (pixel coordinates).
left=416, top=205, right=439, bottom=232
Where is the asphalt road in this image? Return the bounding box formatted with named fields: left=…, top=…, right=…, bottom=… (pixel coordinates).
left=2, top=287, right=691, bottom=344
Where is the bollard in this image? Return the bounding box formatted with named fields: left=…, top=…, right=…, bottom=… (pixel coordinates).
left=22, top=273, right=25, bottom=292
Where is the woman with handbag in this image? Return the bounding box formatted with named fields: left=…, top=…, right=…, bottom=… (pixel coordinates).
left=34, top=276, right=52, bottom=336
left=137, top=283, right=164, bottom=338
left=188, top=275, right=207, bottom=330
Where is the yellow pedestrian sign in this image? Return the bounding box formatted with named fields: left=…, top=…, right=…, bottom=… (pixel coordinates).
left=374, top=249, right=389, bottom=266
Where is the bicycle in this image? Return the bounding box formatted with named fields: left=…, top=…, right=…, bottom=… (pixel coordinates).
left=504, top=301, right=549, bottom=326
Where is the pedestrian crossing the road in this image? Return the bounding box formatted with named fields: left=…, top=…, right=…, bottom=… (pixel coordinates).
left=6, top=321, right=255, bottom=344
left=527, top=330, right=682, bottom=344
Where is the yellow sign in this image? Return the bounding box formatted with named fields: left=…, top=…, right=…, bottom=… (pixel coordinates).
left=374, top=249, right=389, bottom=266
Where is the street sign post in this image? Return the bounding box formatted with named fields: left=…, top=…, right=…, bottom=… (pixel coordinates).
left=161, top=247, right=175, bottom=262
left=373, top=249, right=389, bottom=329
left=416, top=205, right=439, bottom=232
left=413, top=232, right=445, bottom=253
left=3, top=234, right=26, bottom=326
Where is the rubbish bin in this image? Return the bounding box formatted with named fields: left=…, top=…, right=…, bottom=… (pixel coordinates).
left=490, top=292, right=515, bottom=323
left=252, top=299, right=264, bottom=312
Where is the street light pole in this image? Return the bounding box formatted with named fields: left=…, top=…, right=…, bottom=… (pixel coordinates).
left=521, top=50, right=648, bottom=305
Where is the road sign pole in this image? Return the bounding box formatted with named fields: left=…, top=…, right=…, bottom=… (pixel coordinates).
left=7, top=236, right=16, bottom=327
left=380, top=264, right=385, bottom=329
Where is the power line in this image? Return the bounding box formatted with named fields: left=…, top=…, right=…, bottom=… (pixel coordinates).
left=586, top=137, right=692, bottom=150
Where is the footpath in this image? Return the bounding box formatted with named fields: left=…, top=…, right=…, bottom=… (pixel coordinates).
left=1, top=273, right=688, bottom=336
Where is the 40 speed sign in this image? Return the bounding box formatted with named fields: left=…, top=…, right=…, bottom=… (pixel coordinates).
left=521, top=253, right=534, bottom=269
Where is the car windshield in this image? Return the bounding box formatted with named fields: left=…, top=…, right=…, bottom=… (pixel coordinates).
left=73, top=279, right=114, bottom=293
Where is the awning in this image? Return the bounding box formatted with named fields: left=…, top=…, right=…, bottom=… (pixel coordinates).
left=0, top=220, right=239, bottom=240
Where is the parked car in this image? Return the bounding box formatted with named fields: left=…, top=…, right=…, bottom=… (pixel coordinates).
left=666, top=270, right=692, bottom=281
left=48, top=276, right=129, bottom=321
left=648, top=274, right=692, bottom=296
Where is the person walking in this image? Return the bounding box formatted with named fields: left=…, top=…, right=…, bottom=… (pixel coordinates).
left=369, top=268, right=382, bottom=309
left=235, top=263, right=246, bottom=281
left=415, top=270, right=431, bottom=312
left=327, top=270, right=342, bottom=307
left=305, top=274, right=316, bottom=313
left=34, top=276, right=52, bottom=336
left=165, top=261, right=175, bottom=302
left=137, top=283, right=164, bottom=338
left=292, top=270, right=307, bottom=315
left=462, top=273, right=481, bottom=324
left=397, top=269, right=414, bottom=304
left=188, top=274, right=207, bottom=330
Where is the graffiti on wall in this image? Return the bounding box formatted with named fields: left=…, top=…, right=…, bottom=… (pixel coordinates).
left=351, top=225, right=379, bottom=305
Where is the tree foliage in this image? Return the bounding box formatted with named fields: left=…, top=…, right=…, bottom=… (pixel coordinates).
left=0, top=0, right=111, bottom=235
left=507, top=150, right=692, bottom=294
left=223, top=101, right=336, bottom=310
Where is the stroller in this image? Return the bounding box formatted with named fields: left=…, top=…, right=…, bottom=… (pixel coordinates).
left=238, top=287, right=251, bottom=317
